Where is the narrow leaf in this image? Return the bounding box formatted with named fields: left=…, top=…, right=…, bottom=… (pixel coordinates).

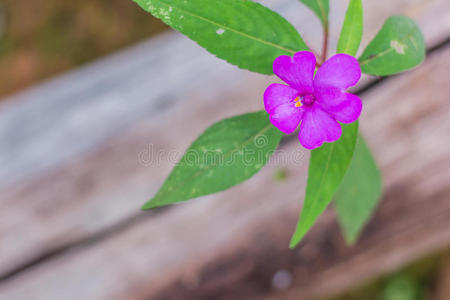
left=134, top=0, right=308, bottom=74
left=290, top=122, right=358, bottom=248
left=337, top=0, right=363, bottom=56
left=142, top=111, right=283, bottom=209
left=299, top=0, right=329, bottom=27
left=359, top=16, right=425, bottom=76
left=334, top=135, right=382, bottom=244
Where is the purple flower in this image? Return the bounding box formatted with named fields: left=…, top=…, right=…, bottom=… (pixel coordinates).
left=264, top=51, right=362, bottom=149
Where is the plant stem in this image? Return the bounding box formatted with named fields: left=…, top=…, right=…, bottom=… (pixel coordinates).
left=321, top=23, right=329, bottom=64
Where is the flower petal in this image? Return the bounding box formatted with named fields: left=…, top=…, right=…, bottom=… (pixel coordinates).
left=298, top=104, right=342, bottom=149
left=314, top=53, right=361, bottom=90
left=264, top=83, right=298, bottom=114
left=324, top=93, right=362, bottom=124
left=273, top=51, right=315, bottom=94
left=314, top=86, right=363, bottom=123
left=269, top=105, right=303, bottom=134
left=314, top=86, right=346, bottom=109
left=264, top=83, right=303, bottom=134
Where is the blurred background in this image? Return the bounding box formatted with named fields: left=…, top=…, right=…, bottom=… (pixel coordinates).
left=0, top=0, right=166, bottom=97
left=0, top=0, right=449, bottom=299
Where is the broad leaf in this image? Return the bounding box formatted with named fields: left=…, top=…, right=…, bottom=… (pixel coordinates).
left=334, top=135, right=382, bottom=244
left=134, top=0, right=308, bottom=74
left=337, top=0, right=363, bottom=56
left=290, top=122, right=358, bottom=248
left=299, top=0, right=329, bottom=27
left=142, top=111, right=283, bottom=209
left=359, top=16, right=425, bottom=76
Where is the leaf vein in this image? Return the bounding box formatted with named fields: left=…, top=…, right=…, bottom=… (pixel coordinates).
left=151, top=0, right=297, bottom=54
left=156, top=123, right=274, bottom=200
left=359, top=28, right=418, bottom=65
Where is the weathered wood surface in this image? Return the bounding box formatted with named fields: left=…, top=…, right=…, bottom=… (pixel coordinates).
left=0, top=44, right=449, bottom=300
left=0, top=0, right=449, bottom=299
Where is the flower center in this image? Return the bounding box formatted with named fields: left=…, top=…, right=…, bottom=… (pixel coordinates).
left=294, top=96, right=302, bottom=107
left=294, top=94, right=315, bottom=108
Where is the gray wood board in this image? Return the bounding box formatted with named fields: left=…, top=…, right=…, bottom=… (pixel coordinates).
left=0, top=0, right=449, bottom=298
left=0, top=44, right=449, bottom=300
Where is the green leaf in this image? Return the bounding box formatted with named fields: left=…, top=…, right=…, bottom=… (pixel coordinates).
left=359, top=16, right=425, bottom=76
left=334, top=135, right=382, bottom=244
left=142, top=111, right=283, bottom=210
left=133, top=0, right=308, bottom=74
left=299, top=0, right=329, bottom=27
left=337, top=0, right=363, bottom=56
left=290, top=122, right=358, bottom=248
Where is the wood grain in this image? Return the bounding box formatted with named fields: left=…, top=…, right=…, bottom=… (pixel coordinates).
left=0, top=33, right=449, bottom=300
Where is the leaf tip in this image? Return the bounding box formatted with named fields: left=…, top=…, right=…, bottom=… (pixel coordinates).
left=289, top=231, right=305, bottom=249
left=141, top=199, right=157, bottom=210
left=342, top=233, right=358, bottom=246
left=141, top=204, right=151, bottom=211
left=289, top=240, right=298, bottom=249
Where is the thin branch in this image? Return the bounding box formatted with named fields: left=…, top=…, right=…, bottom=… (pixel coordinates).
left=321, top=23, right=329, bottom=64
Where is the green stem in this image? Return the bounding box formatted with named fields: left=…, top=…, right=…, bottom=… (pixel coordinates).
left=321, top=23, right=329, bottom=64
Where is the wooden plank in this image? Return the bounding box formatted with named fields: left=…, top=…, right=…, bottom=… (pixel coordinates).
left=0, top=0, right=448, bottom=293
left=0, top=0, right=448, bottom=188
left=0, top=38, right=449, bottom=300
